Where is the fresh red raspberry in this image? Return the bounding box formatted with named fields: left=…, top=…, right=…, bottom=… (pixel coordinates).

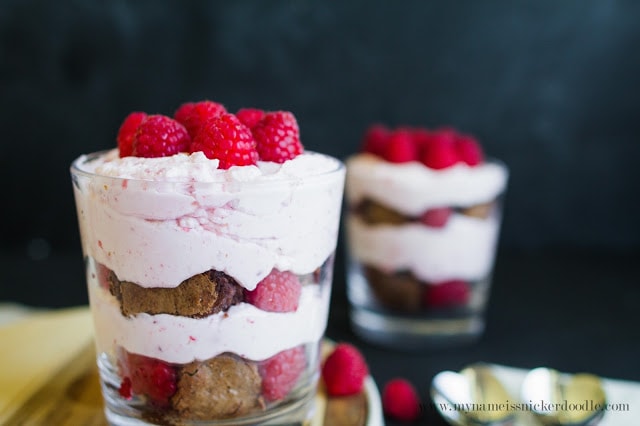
left=119, top=351, right=177, bottom=407
left=411, top=127, right=433, bottom=148
left=420, top=128, right=459, bottom=169
left=190, top=112, right=259, bottom=169
left=382, top=378, right=422, bottom=422
left=456, top=133, right=484, bottom=166
left=131, top=114, right=191, bottom=158
left=424, top=280, right=470, bottom=308
left=118, top=377, right=132, bottom=399
left=244, top=269, right=302, bottom=312
left=174, top=100, right=227, bottom=139
left=419, top=207, right=453, bottom=228
left=252, top=111, right=304, bottom=163
left=117, top=111, right=147, bottom=157
left=236, top=108, right=265, bottom=129
left=259, top=346, right=306, bottom=401
left=361, top=124, right=390, bottom=156
left=321, top=343, right=369, bottom=397
left=383, top=128, right=418, bottom=163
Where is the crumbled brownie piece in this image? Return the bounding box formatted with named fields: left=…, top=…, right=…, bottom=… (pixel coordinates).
left=356, top=199, right=409, bottom=225
left=109, top=270, right=244, bottom=318
left=460, top=201, right=494, bottom=219
left=171, top=354, right=264, bottom=419
left=364, top=266, right=424, bottom=312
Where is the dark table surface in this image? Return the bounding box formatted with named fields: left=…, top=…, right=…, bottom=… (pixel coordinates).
left=1, top=247, right=639, bottom=425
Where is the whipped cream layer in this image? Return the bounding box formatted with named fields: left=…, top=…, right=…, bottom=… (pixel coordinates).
left=346, top=154, right=508, bottom=216
left=73, top=150, right=345, bottom=290
left=347, top=213, right=500, bottom=283
left=89, top=282, right=330, bottom=364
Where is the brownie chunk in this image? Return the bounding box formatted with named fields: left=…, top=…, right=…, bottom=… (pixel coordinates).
left=171, top=354, right=264, bottom=420
left=364, top=266, right=424, bottom=312
left=355, top=199, right=410, bottom=225
left=460, top=201, right=494, bottom=219
left=109, top=270, right=244, bottom=318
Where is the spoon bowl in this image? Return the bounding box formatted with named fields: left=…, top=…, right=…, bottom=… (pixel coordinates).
left=431, top=364, right=516, bottom=426
left=520, top=367, right=606, bottom=426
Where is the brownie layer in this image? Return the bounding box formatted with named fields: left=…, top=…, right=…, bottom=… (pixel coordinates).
left=171, top=353, right=265, bottom=419
left=109, top=269, right=244, bottom=318
left=354, top=198, right=494, bottom=225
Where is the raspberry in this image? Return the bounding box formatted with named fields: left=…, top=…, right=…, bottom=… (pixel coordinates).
left=119, top=351, right=177, bottom=407
left=411, top=128, right=433, bottom=148
left=420, top=128, right=459, bottom=169
left=456, top=133, right=484, bottom=166
left=383, top=128, right=418, bottom=163
left=252, top=111, right=304, bottom=163
left=116, top=111, right=147, bottom=157
left=259, top=346, right=306, bottom=401
left=174, top=100, right=227, bottom=139
left=236, top=108, right=265, bottom=129
left=118, top=377, right=132, bottom=399
left=382, top=378, right=421, bottom=422
left=321, top=343, right=369, bottom=397
left=361, top=124, right=390, bottom=156
left=190, top=113, right=259, bottom=169
left=419, top=207, right=452, bottom=228
left=131, top=115, right=191, bottom=158
left=244, top=269, right=302, bottom=312
left=424, top=280, right=470, bottom=308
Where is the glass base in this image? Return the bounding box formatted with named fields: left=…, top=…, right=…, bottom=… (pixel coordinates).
left=350, top=307, right=484, bottom=350
left=98, top=353, right=316, bottom=426
left=104, top=396, right=315, bottom=426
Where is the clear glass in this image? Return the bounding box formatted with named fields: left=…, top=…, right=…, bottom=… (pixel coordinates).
left=345, top=158, right=508, bottom=349
left=71, top=151, right=345, bottom=425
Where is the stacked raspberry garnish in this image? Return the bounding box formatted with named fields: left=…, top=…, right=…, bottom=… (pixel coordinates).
left=116, top=100, right=304, bottom=167
left=361, top=124, right=484, bottom=168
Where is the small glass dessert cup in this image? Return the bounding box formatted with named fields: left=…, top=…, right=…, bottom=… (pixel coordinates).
left=345, top=125, right=508, bottom=349
left=70, top=103, right=345, bottom=425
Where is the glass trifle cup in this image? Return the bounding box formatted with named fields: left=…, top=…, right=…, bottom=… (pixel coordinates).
left=345, top=125, right=508, bottom=349
left=70, top=104, right=345, bottom=425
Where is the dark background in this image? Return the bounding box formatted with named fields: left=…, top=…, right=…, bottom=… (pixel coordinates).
left=1, top=1, right=639, bottom=425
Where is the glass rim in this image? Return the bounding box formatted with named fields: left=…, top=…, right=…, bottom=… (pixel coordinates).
left=70, top=149, right=346, bottom=186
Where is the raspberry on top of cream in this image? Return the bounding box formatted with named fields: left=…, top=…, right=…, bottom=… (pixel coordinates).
left=347, top=125, right=508, bottom=216
left=73, top=101, right=345, bottom=291
left=347, top=154, right=507, bottom=216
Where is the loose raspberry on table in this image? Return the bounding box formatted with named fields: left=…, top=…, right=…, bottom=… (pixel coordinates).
left=419, top=207, right=453, bottom=228
left=419, top=128, right=459, bottom=169
left=361, top=124, right=390, bottom=157
left=456, top=133, right=484, bottom=166
left=174, top=100, right=227, bottom=139
left=384, top=128, right=419, bottom=163
left=382, top=378, right=422, bottom=422
left=321, top=342, right=369, bottom=397
left=259, top=346, right=306, bottom=402
left=119, top=351, right=177, bottom=407
left=244, top=269, right=302, bottom=312
left=190, top=112, right=259, bottom=169
left=131, top=115, right=191, bottom=158
left=252, top=111, right=304, bottom=163
left=424, top=279, right=470, bottom=308
left=236, top=108, right=265, bottom=129
left=117, top=111, right=147, bottom=157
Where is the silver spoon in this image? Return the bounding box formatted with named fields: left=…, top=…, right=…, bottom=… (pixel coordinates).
left=431, top=363, right=517, bottom=426
left=520, top=367, right=606, bottom=426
